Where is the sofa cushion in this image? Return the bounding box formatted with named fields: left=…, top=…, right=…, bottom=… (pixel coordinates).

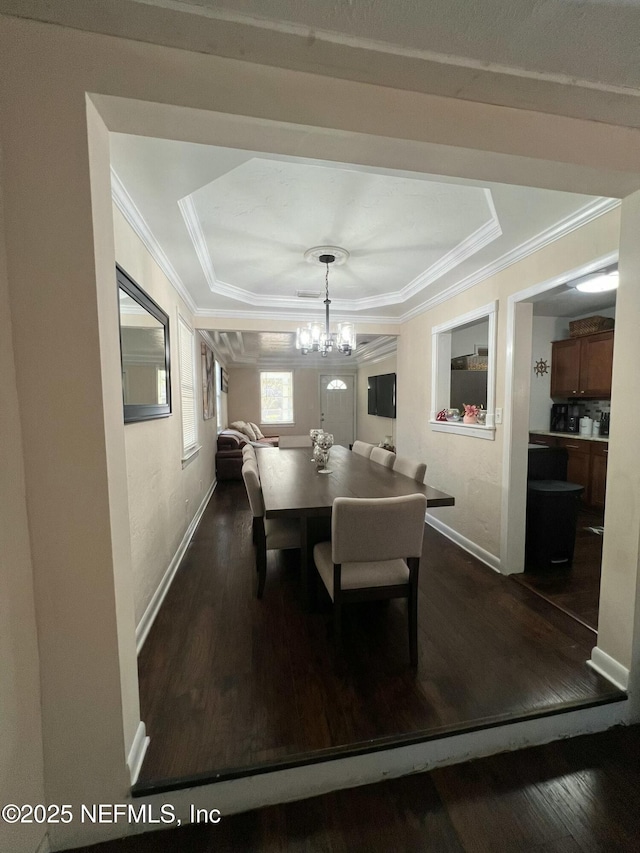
left=250, top=421, right=265, bottom=440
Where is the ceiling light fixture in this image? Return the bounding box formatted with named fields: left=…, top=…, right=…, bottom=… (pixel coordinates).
left=296, top=247, right=355, bottom=357
left=575, top=269, right=619, bottom=293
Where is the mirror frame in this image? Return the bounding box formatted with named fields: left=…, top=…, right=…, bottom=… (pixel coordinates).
left=117, top=264, right=172, bottom=423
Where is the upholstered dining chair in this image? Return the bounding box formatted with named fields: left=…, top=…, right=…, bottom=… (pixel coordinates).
left=393, top=455, right=427, bottom=483
left=370, top=446, right=395, bottom=468
left=242, top=444, right=257, bottom=461
left=352, top=440, right=375, bottom=459
left=313, top=493, right=428, bottom=667
left=241, top=460, right=300, bottom=598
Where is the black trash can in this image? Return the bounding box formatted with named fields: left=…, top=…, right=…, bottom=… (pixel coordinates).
left=525, top=479, right=584, bottom=570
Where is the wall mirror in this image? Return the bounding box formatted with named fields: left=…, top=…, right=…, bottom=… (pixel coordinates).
left=117, top=264, right=171, bottom=423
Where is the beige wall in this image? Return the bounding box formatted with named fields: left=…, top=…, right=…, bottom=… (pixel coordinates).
left=114, top=206, right=218, bottom=624
left=397, top=208, right=621, bottom=559
left=356, top=355, right=398, bottom=447
left=227, top=366, right=332, bottom=437
left=2, top=12, right=640, bottom=849
left=0, top=148, right=47, bottom=853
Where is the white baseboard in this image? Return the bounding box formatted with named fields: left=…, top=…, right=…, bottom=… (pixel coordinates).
left=136, top=480, right=216, bottom=654
left=588, top=646, right=630, bottom=692
left=426, top=511, right=501, bottom=573
left=127, top=721, right=150, bottom=786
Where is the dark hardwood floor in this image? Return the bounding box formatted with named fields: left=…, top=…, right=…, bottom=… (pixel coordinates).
left=512, top=508, right=603, bottom=631
left=136, top=483, right=620, bottom=789
left=71, top=724, right=640, bottom=852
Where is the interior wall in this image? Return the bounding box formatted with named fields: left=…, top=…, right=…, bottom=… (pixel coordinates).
left=530, top=316, right=564, bottom=430
left=227, top=366, right=330, bottom=437
left=356, top=354, right=397, bottom=447
left=113, top=205, right=218, bottom=624
left=397, top=208, right=620, bottom=560
left=0, top=146, right=47, bottom=853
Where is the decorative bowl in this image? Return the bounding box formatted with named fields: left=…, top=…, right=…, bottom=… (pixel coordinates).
left=445, top=408, right=461, bottom=422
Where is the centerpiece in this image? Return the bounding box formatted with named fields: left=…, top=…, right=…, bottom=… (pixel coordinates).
left=313, top=432, right=334, bottom=473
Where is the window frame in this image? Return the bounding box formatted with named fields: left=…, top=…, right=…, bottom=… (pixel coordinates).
left=430, top=301, right=498, bottom=440
left=177, top=312, right=200, bottom=463
left=259, top=370, right=295, bottom=426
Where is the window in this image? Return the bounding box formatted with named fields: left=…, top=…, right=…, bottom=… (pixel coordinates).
left=260, top=371, right=294, bottom=424
left=430, top=301, right=497, bottom=440
left=215, top=358, right=223, bottom=433
left=326, top=379, right=347, bottom=390
left=178, top=314, right=198, bottom=458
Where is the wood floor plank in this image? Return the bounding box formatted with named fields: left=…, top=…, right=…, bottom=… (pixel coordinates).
left=136, top=483, right=620, bottom=786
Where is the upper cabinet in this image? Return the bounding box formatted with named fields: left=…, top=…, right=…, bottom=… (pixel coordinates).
left=550, top=330, right=614, bottom=398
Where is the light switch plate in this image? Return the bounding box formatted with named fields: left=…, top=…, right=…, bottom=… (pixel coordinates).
left=495, top=408, right=503, bottom=424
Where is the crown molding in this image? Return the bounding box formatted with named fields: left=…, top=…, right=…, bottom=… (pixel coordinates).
left=400, top=196, right=620, bottom=322
left=111, top=167, right=199, bottom=315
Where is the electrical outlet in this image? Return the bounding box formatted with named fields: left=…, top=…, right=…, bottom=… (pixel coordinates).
left=495, top=408, right=503, bottom=424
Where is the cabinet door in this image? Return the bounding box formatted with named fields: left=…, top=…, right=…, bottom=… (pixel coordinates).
left=557, top=438, right=591, bottom=501
left=529, top=433, right=558, bottom=447
left=590, top=443, right=609, bottom=510
left=579, top=331, right=614, bottom=397
left=551, top=339, right=581, bottom=396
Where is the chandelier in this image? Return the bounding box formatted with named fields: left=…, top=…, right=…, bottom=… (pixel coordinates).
left=296, top=247, right=356, bottom=357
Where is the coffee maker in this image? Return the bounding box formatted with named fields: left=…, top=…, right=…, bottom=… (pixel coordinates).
left=550, top=403, right=568, bottom=432
left=567, top=403, right=584, bottom=433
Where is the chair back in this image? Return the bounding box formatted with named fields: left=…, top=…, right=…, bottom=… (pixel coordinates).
left=352, top=440, right=374, bottom=459
left=241, top=460, right=264, bottom=518
left=370, top=446, right=395, bottom=468
left=242, top=444, right=257, bottom=459
left=331, top=494, right=427, bottom=564
left=393, top=456, right=427, bottom=483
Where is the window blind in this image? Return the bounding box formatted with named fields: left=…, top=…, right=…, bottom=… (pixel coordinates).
left=178, top=315, right=197, bottom=453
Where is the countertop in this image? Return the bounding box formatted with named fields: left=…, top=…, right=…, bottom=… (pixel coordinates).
left=529, top=430, right=609, bottom=444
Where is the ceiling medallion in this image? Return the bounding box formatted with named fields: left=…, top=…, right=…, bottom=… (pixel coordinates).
left=296, top=247, right=355, bottom=357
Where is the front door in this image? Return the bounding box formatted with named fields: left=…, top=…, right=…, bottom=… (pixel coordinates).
left=320, top=375, right=355, bottom=448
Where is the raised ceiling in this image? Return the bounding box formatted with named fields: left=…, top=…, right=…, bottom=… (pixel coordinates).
left=110, top=133, right=611, bottom=327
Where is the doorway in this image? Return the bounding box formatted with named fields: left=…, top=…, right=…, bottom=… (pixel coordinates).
left=320, top=374, right=355, bottom=448
left=501, top=253, right=618, bottom=632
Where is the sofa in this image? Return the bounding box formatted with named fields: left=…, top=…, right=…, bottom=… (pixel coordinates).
left=216, top=428, right=278, bottom=481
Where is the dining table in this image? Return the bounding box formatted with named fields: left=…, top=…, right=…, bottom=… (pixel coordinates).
left=255, top=444, right=455, bottom=608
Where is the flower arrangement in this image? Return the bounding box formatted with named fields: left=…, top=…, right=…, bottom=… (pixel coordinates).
left=463, top=403, right=479, bottom=424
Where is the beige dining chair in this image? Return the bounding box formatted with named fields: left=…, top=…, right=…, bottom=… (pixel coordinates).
left=393, top=455, right=427, bottom=483
left=370, top=446, right=395, bottom=468
left=241, top=460, right=300, bottom=598
left=313, top=493, right=428, bottom=667
left=242, top=444, right=257, bottom=460
left=352, top=440, right=375, bottom=459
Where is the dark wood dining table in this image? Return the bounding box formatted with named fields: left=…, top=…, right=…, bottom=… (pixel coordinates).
left=256, top=444, right=455, bottom=608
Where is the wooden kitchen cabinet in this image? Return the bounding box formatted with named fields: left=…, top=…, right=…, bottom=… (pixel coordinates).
left=557, top=437, right=592, bottom=499
left=550, top=330, right=614, bottom=398
left=579, top=331, right=614, bottom=397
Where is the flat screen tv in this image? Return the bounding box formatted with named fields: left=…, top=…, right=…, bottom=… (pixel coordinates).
left=367, top=372, right=396, bottom=419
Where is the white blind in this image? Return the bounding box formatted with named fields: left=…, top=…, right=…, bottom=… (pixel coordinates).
left=178, top=315, right=197, bottom=453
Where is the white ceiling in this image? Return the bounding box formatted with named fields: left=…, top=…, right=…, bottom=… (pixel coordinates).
left=4, top=0, right=626, bottom=361
left=110, top=133, right=611, bottom=330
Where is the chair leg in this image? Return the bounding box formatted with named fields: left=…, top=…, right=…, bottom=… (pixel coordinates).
left=256, top=543, right=267, bottom=599
left=408, top=587, right=418, bottom=668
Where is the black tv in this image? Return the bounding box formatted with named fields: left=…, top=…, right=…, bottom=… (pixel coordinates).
left=367, top=372, right=396, bottom=419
